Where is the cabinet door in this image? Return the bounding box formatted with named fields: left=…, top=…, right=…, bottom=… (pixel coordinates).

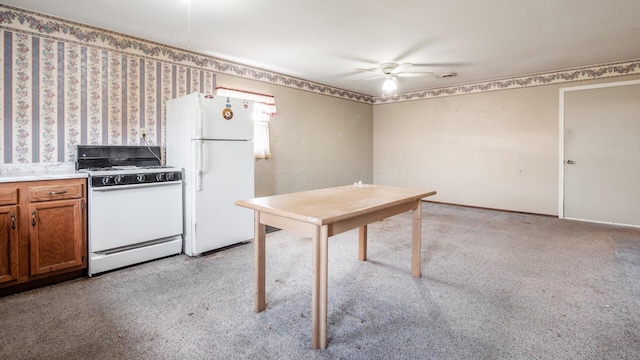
left=29, top=199, right=85, bottom=275
left=0, top=206, right=19, bottom=283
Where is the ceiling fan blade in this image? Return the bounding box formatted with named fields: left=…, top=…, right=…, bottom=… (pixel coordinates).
left=354, top=74, right=385, bottom=81
left=395, top=38, right=435, bottom=60
left=391, top=63, right=413, bottom=74
left=396, top=72, right=434, bottom=78
left=355, top=67, right=382, bottom=74
left=411, top=62, right=466, bottom=67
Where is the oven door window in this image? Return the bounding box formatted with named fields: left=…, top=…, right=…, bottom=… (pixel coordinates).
left=89, top=182, right=183, bottom=253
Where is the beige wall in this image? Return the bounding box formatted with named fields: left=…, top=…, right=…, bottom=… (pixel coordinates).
left=373, top=75, right=640, bottom=215
left=217, top=74, right=374, bottom=197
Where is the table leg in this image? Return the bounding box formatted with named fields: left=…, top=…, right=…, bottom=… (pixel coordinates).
left=255, top=211, right=266, bottom=312
left=412, top=201, right=422, bottom=278
left=358, top=225, right=367, bottom=261
left=312, top=224, right=329, bottom=349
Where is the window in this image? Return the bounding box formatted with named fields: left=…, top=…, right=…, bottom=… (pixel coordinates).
left=215, top=87, right=276, bottom=159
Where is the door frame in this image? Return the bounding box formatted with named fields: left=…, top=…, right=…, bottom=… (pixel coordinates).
left=558, top=79, right=640, bottom=226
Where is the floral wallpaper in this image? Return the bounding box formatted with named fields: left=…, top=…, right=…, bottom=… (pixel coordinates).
left=0, top=6, right=216, bottom=163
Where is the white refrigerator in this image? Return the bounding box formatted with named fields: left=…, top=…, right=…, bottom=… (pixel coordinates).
left=166, top=93, right=255, bottom=256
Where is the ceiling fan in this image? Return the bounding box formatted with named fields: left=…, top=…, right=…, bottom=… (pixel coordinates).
left=355, top=62, right=434, bottom=93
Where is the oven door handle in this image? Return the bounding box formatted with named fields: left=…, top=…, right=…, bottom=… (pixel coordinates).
left=91, top=181, right=182, bottom=192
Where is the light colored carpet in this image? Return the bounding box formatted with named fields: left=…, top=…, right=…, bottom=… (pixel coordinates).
left=1, top=202, right=639, bottom=359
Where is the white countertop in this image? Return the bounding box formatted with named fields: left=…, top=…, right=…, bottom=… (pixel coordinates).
left=0, top=162, right=88, bottom=183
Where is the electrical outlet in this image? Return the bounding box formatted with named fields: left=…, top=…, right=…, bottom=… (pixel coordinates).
left=140, top=127, right=147, bottom=138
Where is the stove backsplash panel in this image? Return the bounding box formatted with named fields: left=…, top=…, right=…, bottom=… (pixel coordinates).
left=76, top=145, right=162, bottom=170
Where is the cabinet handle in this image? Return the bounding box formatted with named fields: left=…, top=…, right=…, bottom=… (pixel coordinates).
left=46, top=190, right=67, bottom=195
left=32, top=211, right=37, bottom=227
left=10, top=213, right=16, bottom=230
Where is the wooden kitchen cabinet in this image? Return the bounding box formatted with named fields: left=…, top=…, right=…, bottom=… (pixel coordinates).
left=29, top=198, right=84, bottom=275
left=0, top=187, right=19, bottom=284
left=0, top=178, right=86, bottom=294
left=0, top=206, right=20, bottom=284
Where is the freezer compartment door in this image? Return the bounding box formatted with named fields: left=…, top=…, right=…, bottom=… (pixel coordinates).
left=191, top=140, right=254, bottom=254
left=199, top=95, right=254, bottom=141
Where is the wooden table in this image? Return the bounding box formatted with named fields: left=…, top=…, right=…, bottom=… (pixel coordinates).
left=235, top=184, right=436, bottom=349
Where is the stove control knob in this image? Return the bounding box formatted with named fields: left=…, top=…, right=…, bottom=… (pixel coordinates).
left=114, top=175, right=123, bottom=184
left=101, top=176, right=110, bottom=185
left=137, top=174, right=145, bottom=182
left=156, top=173, right=165, bottom=182
left=166, top=172, right=174, bottom=180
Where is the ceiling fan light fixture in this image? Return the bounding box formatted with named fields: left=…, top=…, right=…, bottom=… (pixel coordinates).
left=382, top=77, right=397, bottom=92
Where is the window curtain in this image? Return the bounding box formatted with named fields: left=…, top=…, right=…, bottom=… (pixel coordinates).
left=215, top=87, right=276, bottom=160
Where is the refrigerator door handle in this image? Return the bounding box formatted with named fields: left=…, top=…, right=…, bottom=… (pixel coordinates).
left=195, top=94, right=203, bottom=140
left=196, top=139, right=203, bottom=191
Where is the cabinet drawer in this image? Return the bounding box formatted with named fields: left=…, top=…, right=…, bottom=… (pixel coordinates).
left=30, top=183, right=84, bottom=202
left=0, top=188, right=18, bottom=205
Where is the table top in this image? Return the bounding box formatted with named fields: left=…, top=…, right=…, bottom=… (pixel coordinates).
left=235, top=184, right=436, bottom=225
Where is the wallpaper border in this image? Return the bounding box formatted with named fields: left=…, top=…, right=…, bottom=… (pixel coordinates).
left=374, top=59, right=640, bottom=104
left=1, top=4, right=639, bottom=105
left=0, top=4, right=374, bottom=104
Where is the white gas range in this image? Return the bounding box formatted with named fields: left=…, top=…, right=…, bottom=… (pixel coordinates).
left=77, top=145, right=183, bottom=276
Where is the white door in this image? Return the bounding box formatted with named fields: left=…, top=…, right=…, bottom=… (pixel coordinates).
left=562, top=81, right=640, bottom=227
left=193, top=140, right=254, bottom=254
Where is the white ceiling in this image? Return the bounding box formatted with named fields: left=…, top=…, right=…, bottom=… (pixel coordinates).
left=4, top=0, right=640, bottom=97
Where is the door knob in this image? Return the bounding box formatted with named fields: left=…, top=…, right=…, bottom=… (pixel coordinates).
left=566, top=160, right=575, bottom=165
